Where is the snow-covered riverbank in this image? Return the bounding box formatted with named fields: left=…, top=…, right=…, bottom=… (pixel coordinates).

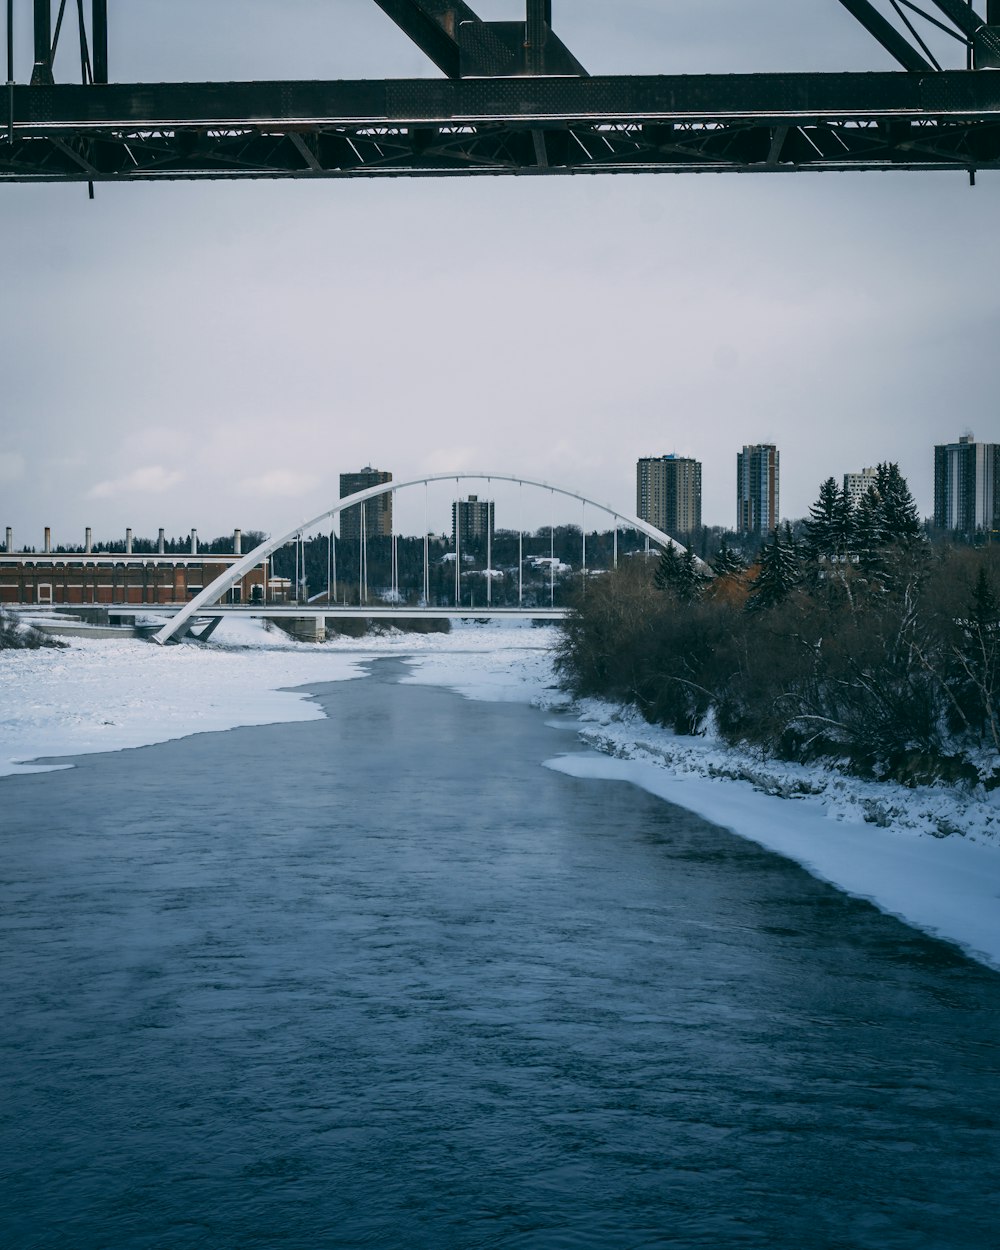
left=0, top=617, right=552, bottom=777
left=405, top=627, right=1000, bottom=971
left=2, top=618, right=998, bottom=969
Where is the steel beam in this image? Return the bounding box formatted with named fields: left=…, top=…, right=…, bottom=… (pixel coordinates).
left=835, top=0, right=935, bottom=71
left=6, top=0, right=13, bottom=144
left=526, top=0, right=550, bottom=75
left=373, top=0, right=585, bottom=78
left=49, top=134, right=99, bottom=174
left=371, top=0, right=481, bottom=78
left=4, top=72, right=1000, bottom=181
left=925, top=0, right=982, bottom=40
left=30, top=0, right=52, bottom=86
left=92, top=0, right=107, bottom=84
left=288, top=130, right=322, bottom=170
left=8, top=72, right=1000, bottom=128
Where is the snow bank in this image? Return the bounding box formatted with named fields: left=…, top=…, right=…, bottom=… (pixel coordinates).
left=399, top=622, right=563, bottom=704
left=0, top=617, right=555, bottom=777
left=402, top=638, right=1000, bottom=971
left=0, top=619, right=363, bottom=776
left=546, top=751, right=1000, bottom=970
left=568, top=700, right=1000, bottom=846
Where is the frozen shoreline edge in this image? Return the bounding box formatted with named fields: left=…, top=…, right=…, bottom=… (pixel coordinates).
left=401, top=638, right=1000, bottom=973
left=543, top=749, right=1000, bottom=973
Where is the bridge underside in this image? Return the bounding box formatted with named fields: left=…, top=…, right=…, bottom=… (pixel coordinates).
left=112, top=605, right=568, bottom=643
left=113, top=605, right=567, bottom=621
left=6, top=72, right=1000, bottom=180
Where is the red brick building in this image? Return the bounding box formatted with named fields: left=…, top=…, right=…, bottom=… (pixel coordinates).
left=0, top=527, right=279, bottom=607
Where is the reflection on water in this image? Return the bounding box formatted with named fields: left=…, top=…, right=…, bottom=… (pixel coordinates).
left=1, top=659, right=999, bottom=1249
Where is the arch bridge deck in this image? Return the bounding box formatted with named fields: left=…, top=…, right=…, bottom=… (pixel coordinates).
left=120, top=605, right=568, bottom=623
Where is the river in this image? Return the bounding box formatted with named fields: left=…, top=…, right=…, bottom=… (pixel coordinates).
left=2, top=658, right=999, bottom=1249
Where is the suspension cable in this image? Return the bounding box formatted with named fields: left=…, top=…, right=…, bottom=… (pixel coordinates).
left=454, top=478, right=461, bottom=608
left=518, top=481, right=523, bottom=607
left=549, top=489, right=555, bottom=608
left=581, top=499, right=586, bottom=591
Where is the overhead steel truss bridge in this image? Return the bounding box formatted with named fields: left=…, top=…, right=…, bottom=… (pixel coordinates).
left=4, top=1, right=1000, bottom=182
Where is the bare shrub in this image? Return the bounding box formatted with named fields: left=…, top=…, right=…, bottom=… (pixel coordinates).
left=556, top=542, right=1000, bottom=786
left=0, top=609, right=65, bottom=650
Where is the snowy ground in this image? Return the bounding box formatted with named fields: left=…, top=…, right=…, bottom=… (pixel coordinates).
left=0, top=617, right=554, bottom=778
left=2, top=616, right=999, bottom=970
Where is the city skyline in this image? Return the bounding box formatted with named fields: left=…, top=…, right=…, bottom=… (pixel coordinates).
left=5, top=431, right=994, bottom=551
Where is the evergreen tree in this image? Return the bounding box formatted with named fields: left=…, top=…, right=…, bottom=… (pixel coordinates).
left=853, top=484, right=886, bottom=582
left=848, top=464, right=927, bottom=591
left=876, top=462, right=924, bottom=549
left=803, top=477, right=838, bottom=562
left=970, top=565, right=1000, bottom=630
left=830, top=483, right=855, bottom=560
left=952, top=568, right=1000, bottom=751
left=675, top=548, right=707, bottom=604
left=655, top=543, right=705, bottom=603
left=745, top=527, right=801, bottom=613
left=711, top=537, right=746, bottom=579
left=654, top=544, right=682, bottom=593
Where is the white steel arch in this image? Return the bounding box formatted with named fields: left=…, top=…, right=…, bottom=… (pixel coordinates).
left=152, top=472, right=688, bottom=644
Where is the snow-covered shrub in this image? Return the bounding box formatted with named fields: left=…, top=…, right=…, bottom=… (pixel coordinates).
left=0, top=609, right=64, bottom=651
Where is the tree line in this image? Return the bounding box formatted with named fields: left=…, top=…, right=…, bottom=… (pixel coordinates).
left=557, top=465, right=1000, bottom=788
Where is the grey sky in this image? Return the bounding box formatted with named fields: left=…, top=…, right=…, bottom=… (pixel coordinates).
left=2, top=1, right=998, bottom=544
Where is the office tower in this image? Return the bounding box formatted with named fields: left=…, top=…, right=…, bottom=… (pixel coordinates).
left=339, top=467, right=393, bottom=543
left=843, top=467, right=878, bottom=507
left=934, top=433, right=1000, bottom=536
left=636, top=455, right=702, bottom=538
left=736, top=444, right=779, bottom=534
left=452, top=495, right=495, bottom=547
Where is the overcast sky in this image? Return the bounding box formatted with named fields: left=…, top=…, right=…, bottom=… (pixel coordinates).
left=2, top=0, right=998, bottom=543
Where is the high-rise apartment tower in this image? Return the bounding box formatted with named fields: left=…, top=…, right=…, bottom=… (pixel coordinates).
left=636, top=455, right=702, bottom=538
left=339, top=467, right=393, bottom=543
left=934, top=434, right=1000, bottom=537
left=452, top=495, right=495, bottom=548
left=736, top=444, right=780, bottom=534
left=843, top=467, right=878, bottom=507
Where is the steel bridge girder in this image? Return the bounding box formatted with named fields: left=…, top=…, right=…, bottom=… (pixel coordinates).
left=6, top=73, right=1000, bottom=180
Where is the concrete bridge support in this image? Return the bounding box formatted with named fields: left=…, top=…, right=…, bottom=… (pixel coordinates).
left=270, top=616, right=327, bottom=643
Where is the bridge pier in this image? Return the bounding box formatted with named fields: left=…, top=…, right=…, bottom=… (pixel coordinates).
left=270, top=616, right=327, bottom=643
left=190, top=616, right=224, bottom=642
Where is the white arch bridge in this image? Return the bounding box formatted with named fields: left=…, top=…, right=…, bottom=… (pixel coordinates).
left=152, top=472, right=685, bottom=645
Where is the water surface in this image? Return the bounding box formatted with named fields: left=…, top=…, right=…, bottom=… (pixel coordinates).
left=2, top=659, right=999, bottom=1249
